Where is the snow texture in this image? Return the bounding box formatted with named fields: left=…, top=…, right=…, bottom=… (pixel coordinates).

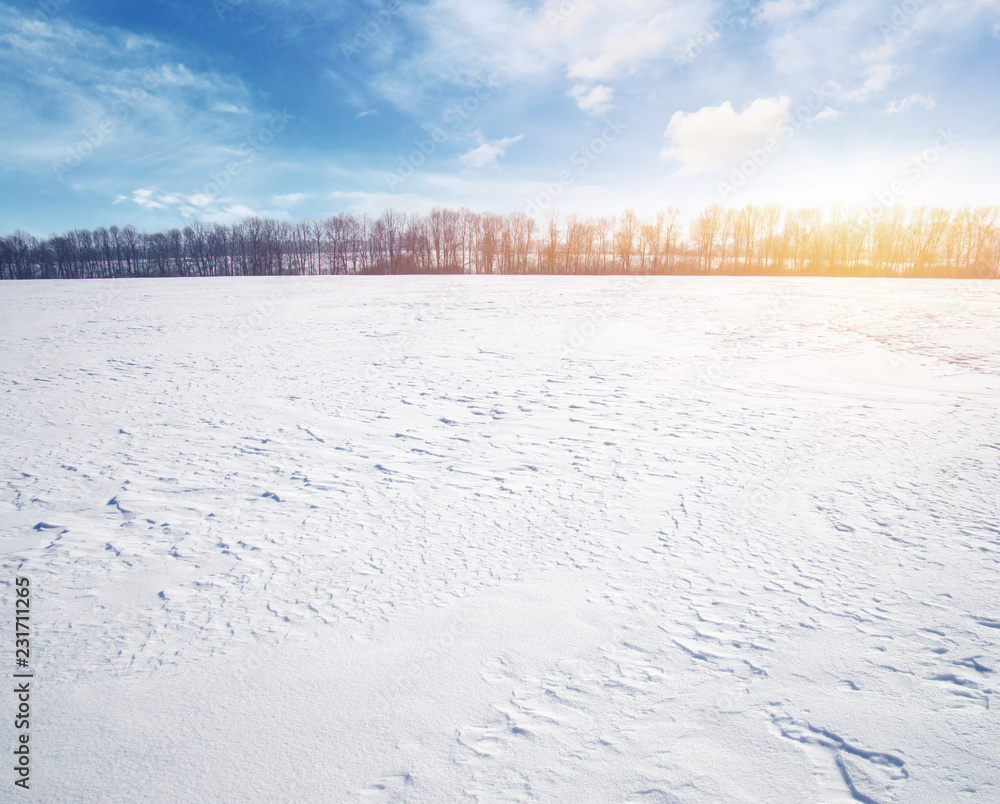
left=1, top=276, right=998, bottom=803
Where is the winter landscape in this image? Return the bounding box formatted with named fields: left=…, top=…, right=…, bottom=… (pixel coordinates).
left=5, top=0, right=1000, bottom=801
left=1, top=276, right=998, bottom=802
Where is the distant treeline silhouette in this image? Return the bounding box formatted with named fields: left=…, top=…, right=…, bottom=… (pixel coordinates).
left=2, top=203, right=998, bottom=280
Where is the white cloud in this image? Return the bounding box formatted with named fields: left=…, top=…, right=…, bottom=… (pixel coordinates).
left=884, top=93, right=936, bottom=115
left=662, top=96, right=791, bottom=174
left=458, top=134, right=524, bottom=168
left=212, top=102, right=249, bottom=114
left=569, top=83, right=614, bottom=116
left=275, top=192, right=307, bottom=205
left=837, top=59, right=898, bottom=103
left=130, top=188, right=167, bottom=209
left=123, top=33, right=162, bottom=51
left=112, top=183, right=280, bottom=224
left=356, top=109, right=378, bottom=118
left=201, top=204, right=260, bottom=224
left=811, top=106, right=842, bottom=123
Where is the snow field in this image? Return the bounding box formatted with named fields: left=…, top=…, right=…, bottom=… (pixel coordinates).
left=1, top=276, right=998, bottom=803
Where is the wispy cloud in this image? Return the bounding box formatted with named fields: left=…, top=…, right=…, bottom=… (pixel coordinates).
left=755, top=0, right=820, bottom=23
left=835, top=40, right=900, bottom=103
left=811, top=106, right=842, bottom=123
left=376, top=0, right=713, bottom=113
left=212, top=102, right=250, bottom=114
left=0, top=4, right=262, bottom=178
left=884, top=93, right=936, bottom=115
left=757, top=0, right=933, bottom=107
left=563, top=2, right=705, bottom=81
left=458, top=134, right=524, bottom=168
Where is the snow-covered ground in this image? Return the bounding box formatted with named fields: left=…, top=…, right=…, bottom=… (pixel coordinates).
left=1, top=276, right=998, bottom=803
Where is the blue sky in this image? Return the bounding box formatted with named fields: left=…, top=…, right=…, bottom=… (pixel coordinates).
left=2, top=0, right=999, bottom=235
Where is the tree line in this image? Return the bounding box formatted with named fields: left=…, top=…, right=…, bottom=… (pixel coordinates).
left=2, top=203, right=997, bottom=280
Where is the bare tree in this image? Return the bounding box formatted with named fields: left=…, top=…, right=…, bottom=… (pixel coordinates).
left=615, top=209, right=637, bottom=273
left=543, top=210, right=560, bottom=274
left=595, top=216, right=613, bottom=274
left=479, top=212, right=504, bottom=274
left=658, top=207, right=681, bottom=273
left=7, top=202, right=998, bottom=280
left=758, top=204, right=782, bottom=274
left=691, top=204, right=723, bottom=272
